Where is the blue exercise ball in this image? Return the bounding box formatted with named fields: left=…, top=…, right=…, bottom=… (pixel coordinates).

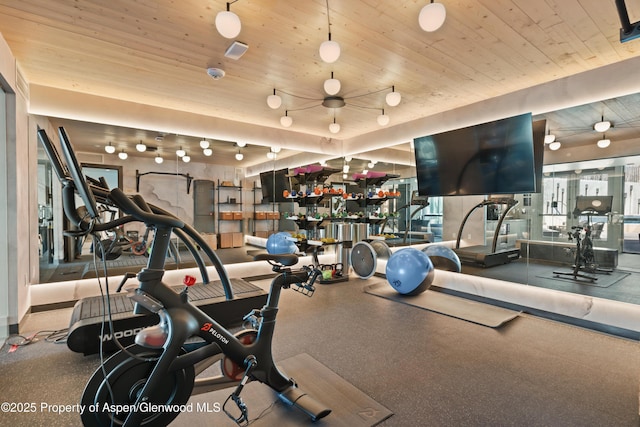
left=422, top=245, right=462, bottom=273
left=386, top=248, right=435, bottom=295
left=266, top=232, right=297, bottom=254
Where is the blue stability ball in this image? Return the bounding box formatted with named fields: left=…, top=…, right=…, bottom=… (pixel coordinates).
left=386, top=248, right=435, bottom=295
left=266, top=232, right=297, bottom=254
left=422, top=245, right=462, bottom=273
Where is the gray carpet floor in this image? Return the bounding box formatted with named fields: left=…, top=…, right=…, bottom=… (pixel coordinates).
left=1, top=276, right=639, bottom=426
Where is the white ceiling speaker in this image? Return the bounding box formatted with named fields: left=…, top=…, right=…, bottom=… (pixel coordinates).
left=225, top=41, right=249, bottom=60
left=206, top=67, right=226, bottom=80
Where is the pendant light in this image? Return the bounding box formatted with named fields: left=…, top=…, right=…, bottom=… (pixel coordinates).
left=280, top=111, right=293, bottom=127
left=377, top=109, right=390, bottom=126
left=419, top=1, right=446, bottom=32
left=323, top=72, right=341, bottom=95
left=215, top=2, right=241, bottom=39
left=385, top=86, right=402, bottom=107
left=329, top=116, right=340, bottom=134
left=267, top=89, right=282, bottom=109
left=319, top=0, right=340, bottom=63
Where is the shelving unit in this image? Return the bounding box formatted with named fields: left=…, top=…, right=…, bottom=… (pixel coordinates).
left=217, top=180, right=243, bottom=248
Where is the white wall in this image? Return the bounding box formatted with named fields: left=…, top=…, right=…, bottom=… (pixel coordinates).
left=0, top=32, right=32, bottom=339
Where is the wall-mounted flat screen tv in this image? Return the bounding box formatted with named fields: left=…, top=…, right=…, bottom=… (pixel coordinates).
left=414, top=113, right=544, bottom=196
left=260, top=168, right=290, bottom=203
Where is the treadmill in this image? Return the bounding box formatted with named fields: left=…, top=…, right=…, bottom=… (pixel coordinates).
left=454, top=197, right=520, bottom=267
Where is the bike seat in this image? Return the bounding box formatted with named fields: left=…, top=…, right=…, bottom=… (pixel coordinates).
left=253, top=253, right=298, bottom=266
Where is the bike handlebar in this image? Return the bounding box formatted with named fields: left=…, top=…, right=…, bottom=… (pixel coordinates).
left=108, top=188, right=184, bottom=229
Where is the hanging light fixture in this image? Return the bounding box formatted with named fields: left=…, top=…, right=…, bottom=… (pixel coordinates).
left=176, top=147, right=186, bottom=157
left=136, top=141, right=147, bottom=152
left=386, top=86, right=402, bottom=107
left=329, top=116, right=341, bottom=134
left=548, top=141, right=561, bottom=151
left=280, top=111, right=293, bottom=127
left=203, top=147, right=213, bottom=156
left=323, top=72, right=341, bottom=95
left=594, top=116, right=611, bottom=133
left=319, top=0, right=340, bottom=63
left=267, top=89, right=282, bottom=109
left=105, top=142, right=116, bottom=154
left=419, top=1, right=447, bottom=32
left=182, top=154, right=191, bottom=163
left=377, top=109, right=390, bottom=126
left=118, top=150, right=128, bottom=160
left=155, top=154, right=164, bottom=164
left=215, top=1, right=241, bottom=39
left=597, top=134, right=611, bottom=148
left=544, top=130, right=556, bottom=144
left=199, top=139, right=210, bottom=149
left=235, top=150, right=244, bottom=161
left=266, top=149, right=277, bottom=160
left=236, top=141, right=247, bottom=148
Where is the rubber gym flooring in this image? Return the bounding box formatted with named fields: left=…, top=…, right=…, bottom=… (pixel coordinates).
left=2, top=273, right=639, bottom=426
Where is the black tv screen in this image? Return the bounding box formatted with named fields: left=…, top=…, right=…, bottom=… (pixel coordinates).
left=414, top=113, right=543, bottom=196
left=260, top=168, right=290, bottom=203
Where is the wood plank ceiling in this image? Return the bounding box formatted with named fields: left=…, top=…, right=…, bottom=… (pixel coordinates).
left=0, top=0, right=640, bottom=170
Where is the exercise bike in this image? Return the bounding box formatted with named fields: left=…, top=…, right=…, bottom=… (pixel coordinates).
left=553, top=224, right=612, bottom=282
left=41, top=127, right=331, bottom=426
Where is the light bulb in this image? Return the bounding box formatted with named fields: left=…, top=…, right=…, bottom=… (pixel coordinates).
left=236, top=141, right=247, bottom=148
left=324, top=77, right=341, bottom=95
left=199, top=139, right=210, bottom=149
left=280, top=115, right=293, bottom=127
left=105, top=143, right=116, bottom=154
left=597, top=138, right=611, bottom=148
left=594, top=121, right=611, bottom=133
left=386, top=90, right=401, bottom=107
left=267, top=151, right=276, bottom=160
left=544, top=134, right=556, bottom=144
left=182, top=155, right=191, bottom=163
left=203, top=148, right=213, bottom=156
left=118, top=151, right=128, bottom=160
left=235, top=152, right=244, bottom=161
left=377, top=113, right=390, bottom=126
left=215, top=10, right=241, bottom=39
left=419, top=2, right=446, bottom=32
left=329, top=122, right=340, bottom=133
left=319, top=39, right=340, bottom=63
left=272, top=146, right=282, bottom=153
left=155, top=155, right=164, bottom=164
left=176, top=147, right=186, bottom=157
left=267, top=93, right=282, bottom=109
left=136, top=142, right=147, bottom=152
left=343, top=164, right=350, bottom=173
left=549, top=141, right=561, bottom=151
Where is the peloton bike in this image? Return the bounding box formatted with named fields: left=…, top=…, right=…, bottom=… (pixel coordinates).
left=553, top=195, right=614, bottom=283
left=43, top=127, right=331, bottom=426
